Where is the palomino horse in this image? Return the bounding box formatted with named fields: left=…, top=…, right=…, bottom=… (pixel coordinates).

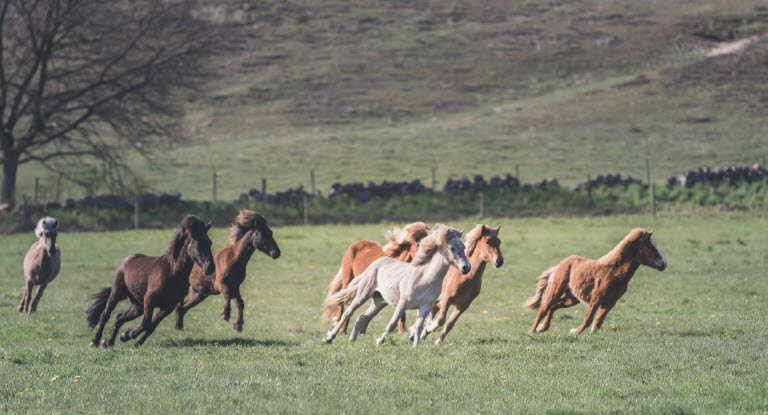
left=86, top=215, right=215, bottom=348
left=18, top=217, right=61, bottom=313
left=420, top=224, right=503, bottom=344
left=174, top=210, right=281, bottom=332
left=524, top=228, right=667, bottom=336
left=322, top=222, right=429, bottom=333
left=322, top=224, right=470, bottom=347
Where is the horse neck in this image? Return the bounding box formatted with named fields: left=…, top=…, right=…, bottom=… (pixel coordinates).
left=417, top=249, right=452, bottom=284
left=464, top=250, right=488, bottom=281
left=168, top=248, right=195, bottom=279
left=605, top=258, right=641, bottom=282
left=38, top=236, right=55, bottom=253
left=232, top=231, right=257, bottom=266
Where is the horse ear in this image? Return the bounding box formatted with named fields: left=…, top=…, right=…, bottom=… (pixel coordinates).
left=459, top=228, right=465, bottom=238
left=480, top=225, right=489, bottom=235
left=206, top=222, right=212, bottom=231
left=647, top=230, right=654, bottom=238
left=495, top=225, right=501, bottom=233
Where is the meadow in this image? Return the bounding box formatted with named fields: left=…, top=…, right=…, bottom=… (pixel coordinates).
left=1, top=213, right=767, bottom=413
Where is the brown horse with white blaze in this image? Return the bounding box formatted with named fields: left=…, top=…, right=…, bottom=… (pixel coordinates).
left=321, top=222, right=429, bottom=333
left=174, top=210, right=280, bottom=332
left=524, top=228, right=667, bottom=336
left=420, top=224, right=503, bottom=344
left=86, top=215, right=215, bottom=348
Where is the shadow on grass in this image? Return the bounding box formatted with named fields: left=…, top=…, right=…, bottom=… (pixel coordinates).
left=165, top=337, right=298, bottom=348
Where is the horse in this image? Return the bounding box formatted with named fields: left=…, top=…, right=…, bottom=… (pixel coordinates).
left=321, top=222, right=430, bottom=334
left=18, top=217, right=61, bottom=313
left=419, top=224, right=503, bottom=345
left=86, top=215, right=215, bottom=348
left=322, top=224, right=470, bottom=347
left=524, top=228, right=667, bottom=336
left=174, top=210, right=280, bottom=332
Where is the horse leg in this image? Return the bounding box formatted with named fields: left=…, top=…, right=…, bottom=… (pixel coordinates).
left=132, top=309, right=171, bottom=348
left=398, top=313, right=407, bottom=334
left=411, top=305, right=434, bottom=347
left=91, top=291, right=120, bottom=347
left=220, top=286, right=232, bottom=322
left=570, top=301, right=599, bottom=336
left=435, top=305, right=468, bottom=345
left=233, top=289, right=245, bottom=332
left=529, top=276, right=568, bottom=333
left=323, top=291, right=371, bottom=344
left=422, top=299, right=450, bottom=340
left=350, top=296, right=387, bottom=343
left=376, top=299, right=407, bottom=346
left=174, top=289, right=207, bottom=330
left=107, top=304, right=142, bottom=346
left=590, top=302, right=616, bottom=333
left=538, top=293, right=579, bottom=332
left=18, top=280, right=32, bottom=312
left=28, top=283, right=48, bottom=313
left=124, top=301, right=155, bottom=342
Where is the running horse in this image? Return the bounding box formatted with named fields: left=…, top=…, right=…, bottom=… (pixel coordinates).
left=18, top=217, right=61, bottom=313
left=174, top=210, right=280, bottom=332
left=321, top=222, right=429, bottom=333
left=322, top=224, right=469, bottom=346
left=420, top=224, right=503, bottom=344
left=524, top=228, right=667, bottom=336
left=86, top=215, right=215, bottom=348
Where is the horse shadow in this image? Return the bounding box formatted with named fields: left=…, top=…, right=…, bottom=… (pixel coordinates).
left=165, top=337, right=297, bottom=348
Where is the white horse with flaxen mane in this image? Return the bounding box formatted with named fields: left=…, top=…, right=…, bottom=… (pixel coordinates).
left=322, top=224, right=470, bottom=346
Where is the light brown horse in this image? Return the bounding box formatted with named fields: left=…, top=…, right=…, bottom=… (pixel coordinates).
left=18, top=217, right=61, bottom=313
left=321, top=222, right=429, bottom=333
left=420, top=224, right=503, bottom=344
left=524, top=228, right=667, bottom=336
left=174, top=210, right=281, bottom=332
left=86, top=215, right=215, bottom=348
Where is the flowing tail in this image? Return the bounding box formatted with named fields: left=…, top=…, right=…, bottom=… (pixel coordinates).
left=322, top=276, right=363, bottom=314
left=86, top=287, right=113, bottom=329
left=321, top=266, right=345, bottom=322
left=523, top=266, right=556, bottom=310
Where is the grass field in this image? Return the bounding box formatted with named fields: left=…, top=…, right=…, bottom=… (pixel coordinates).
left=8, top=1, right=768, bottom=202
left=2, top=213, right=767, bottom=413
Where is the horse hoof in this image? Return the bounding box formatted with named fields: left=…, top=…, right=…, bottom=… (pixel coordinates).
left=569, top=328, right=580, bottom=337
left=321, top=337, right=332, bottom=344
left=89, top=341, right=97, bottom=347
left=233, top=323, right=242, bottom=332
left=435, top=338, right=443, bottom=346
left=221, top=314, right=230, bottom=322
left=100, top=340, right=112, bottom=348
left=120, top=332, right=132, bottom=342
left=376, top=338, right=385, bottom=346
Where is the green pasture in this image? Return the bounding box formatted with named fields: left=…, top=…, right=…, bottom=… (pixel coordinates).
left=1, top=213, right=767, bottom=413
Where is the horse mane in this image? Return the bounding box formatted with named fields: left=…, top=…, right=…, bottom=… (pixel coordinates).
left=34, top=216, right=56, bottom=238
left=411, top=224, right=461, bottom=266
left=229, top=210, right=266, bottom=245
left=597, top=228, right=649, bottom=265
left=382, top=221, right=429, bottom=255
left=166, top=215, right=207, bottom=260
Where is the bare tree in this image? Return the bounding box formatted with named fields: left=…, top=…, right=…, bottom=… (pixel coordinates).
left=0, top=0, right=220, bottom=206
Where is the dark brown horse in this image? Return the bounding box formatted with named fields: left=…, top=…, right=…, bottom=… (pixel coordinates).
left=86, top=215, right=215, bottom=348
left=321, top=222, right=430, bottom=334
left=174, top=210, right=280, bottom=332
left=524, top=228, right=667, bottom=336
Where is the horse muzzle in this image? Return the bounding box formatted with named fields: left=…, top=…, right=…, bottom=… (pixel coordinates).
left=460, top=264, right=471, bottom=275
left=494, top=257, right=504, bottom=268
left=656, top=262, right=667, bottom=271
left=270, top=249, right=281, bottom=260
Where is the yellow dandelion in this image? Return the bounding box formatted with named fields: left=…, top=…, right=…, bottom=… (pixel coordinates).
left=47, top=338, right=52, bottom=342
left=520, top=312, right=525, bottom=316
left=502, top=379, right=508, bottom=383
left=193, top=316, right=197, bottom=320
left=482, top=310, right=488, bottom=314
left=707, top=298, right=711, bottom=301
left=28, top=388, right=32, bottom=391
left=754, top=296, right=757, bottom=299
left=381, top=361, right=386, bottom=364
left=37, top=390, right=43, bottom=393
left=73, top=379, right=78, bottom=383
left=526, top=346, right=531, bottom=351
left=710, top=314, right=715, bottom=318
left=656, top=322, right=661, bottom=326
left=50, top=376, right=59, bottom=382
left=616, top=388, right=620, bottom=392
left=670, top=342, right=673, bottom=345
left=610, top=324, right=616, bottom=329
left=574, top=310, right=579, bottom=314
left=50, top=316, right=55, bottom=320
left=75, top=376, right=81, bottom=379
left=18, top=313, right=22, bottom=316
left=698, top=316, right=702, bottom=319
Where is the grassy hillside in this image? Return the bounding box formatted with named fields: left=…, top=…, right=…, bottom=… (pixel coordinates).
left=1, top=213, right=767, bottom=412
left=8, top=0, right=768, bottom=202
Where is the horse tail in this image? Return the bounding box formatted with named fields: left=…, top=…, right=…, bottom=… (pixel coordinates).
left=321, top=266, right=345, bottom=322
left=86, top=287, right=113, bottom=329
left=523, top=266, right=557, bottom=310
left=323, top=275, right=364, bottom=311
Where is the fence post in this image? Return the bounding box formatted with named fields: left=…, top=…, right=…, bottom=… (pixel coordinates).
left=645, top=159, right=650, bottom=185
left=479, top=191, right=485, bottom=217
left=431, top=167, right=437, bottom=190
left=651, top=183, right=656, bottom=218
left=134, top=199, right=139, bottom=230
left=34, top=177, right=39, bottom=204
left=310, top=168, right=316, bottom=195
left=586, top=174, right=593, bottom=206
left=262, top=178, right=268, bottom=204
left=303, top=194, right=309, bottom=225
left=212, top=170, right=217, bottom=202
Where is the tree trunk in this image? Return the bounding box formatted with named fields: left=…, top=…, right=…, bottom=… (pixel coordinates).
left=1, top=152, right=18, bottom=208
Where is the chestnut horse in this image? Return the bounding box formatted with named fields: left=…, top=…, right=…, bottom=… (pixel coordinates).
left=86, top=215, right=215, bottom=348
left=524, top=228, right=667, bottom=336
left=321, top=222, right=429, bottom=333
left=420, top=224, right=503, bottom=344
left=174, top=210, right=281, bottom=332
left=322, top=224, right=469, bottom=347
left=18, top=217, right=61, bottom=313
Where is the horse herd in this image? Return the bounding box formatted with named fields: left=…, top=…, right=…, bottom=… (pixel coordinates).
left=15, top=210, right=667, bottom=348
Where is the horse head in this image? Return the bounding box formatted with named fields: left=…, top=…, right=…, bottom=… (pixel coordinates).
left=172, top=215, right=215, bottom=275
left=467, top=224, right=504, bottom=268
left=35, top=216, right=58, bottom=255
left=631, top=229, right=667, bottom=271
left=438, top=225, right=470, bottom=275
left=231, top=210, right=280, bottom=259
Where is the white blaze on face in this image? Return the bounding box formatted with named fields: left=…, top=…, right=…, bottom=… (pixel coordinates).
left=650, top=239, right=666, bottom=269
